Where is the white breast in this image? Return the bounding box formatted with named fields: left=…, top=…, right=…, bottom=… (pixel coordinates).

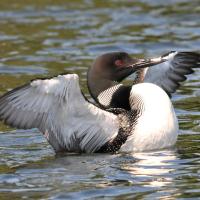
left=120, top=83, right=178, bottom=152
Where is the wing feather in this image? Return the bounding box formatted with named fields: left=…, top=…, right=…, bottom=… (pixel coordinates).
left=0, top=74, right=119, bottom=153
left=144, top=51, right=200, bottom=96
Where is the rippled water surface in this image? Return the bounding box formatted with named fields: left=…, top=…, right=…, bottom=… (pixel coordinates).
left=0, top=0, right=200, bottom=199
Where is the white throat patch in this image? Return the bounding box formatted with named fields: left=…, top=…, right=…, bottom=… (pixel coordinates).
left=97, top=84, right=123, bottom=107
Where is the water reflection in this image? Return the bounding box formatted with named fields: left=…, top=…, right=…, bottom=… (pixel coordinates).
left=1, top=130, right=200, bottom=199
left=129, top=151, right=177, bottom=177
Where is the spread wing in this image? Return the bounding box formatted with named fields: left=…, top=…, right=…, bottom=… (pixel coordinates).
left=0, top=74, right=119, bottom=153
left=144, top=51, right=200, bottom=96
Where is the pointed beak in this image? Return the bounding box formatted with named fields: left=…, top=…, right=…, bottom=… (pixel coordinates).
left=128, top=56, right=167, bottom=71
left=115, top=56, right=167, bottom=82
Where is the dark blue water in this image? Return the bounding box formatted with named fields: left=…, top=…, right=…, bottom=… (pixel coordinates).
left=0, top=0, right=200, bottom=199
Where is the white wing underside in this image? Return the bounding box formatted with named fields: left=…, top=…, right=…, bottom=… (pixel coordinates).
left=0, top=74, right=119, bottom=153
left=143, top=51, right=200, bottom=96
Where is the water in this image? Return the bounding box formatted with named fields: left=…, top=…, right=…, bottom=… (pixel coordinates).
left=0, top=0, right=200, bottom=199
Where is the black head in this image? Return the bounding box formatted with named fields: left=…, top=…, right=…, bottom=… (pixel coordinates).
left=87, top=51, right=164, bottom=106
left=89, top=52, right=138, bottom=82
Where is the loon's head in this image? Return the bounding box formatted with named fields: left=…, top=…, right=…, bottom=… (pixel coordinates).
left=87, top=52, right=164, bottom=102
left=87, top=52, right=140, bottom=99
left=88, top=52, right=137, bottom=82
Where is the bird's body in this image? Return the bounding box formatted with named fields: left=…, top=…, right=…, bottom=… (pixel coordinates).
left=0, top=51, right=199, bottom=153
left=0, top=74, right=178, bottom=153
left=119, top=83, right=178, bottom=152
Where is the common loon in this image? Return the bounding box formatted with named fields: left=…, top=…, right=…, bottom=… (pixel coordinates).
left=88, top=51, right=200, bottom=110
left=0, top=51, right=199, bottom=153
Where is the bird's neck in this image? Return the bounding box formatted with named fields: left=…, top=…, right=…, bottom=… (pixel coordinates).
left=87, top=73, right=132, bottom=110
left=133, top=68, right=148, bottom=84
left=87, top=73, right=116, bottom=101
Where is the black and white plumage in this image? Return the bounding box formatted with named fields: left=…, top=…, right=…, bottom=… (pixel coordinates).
left=0, top=51, right=198, bottom=153
left=0, top=74, right=178, bottom=153
left=87, top=51, right=200, bottom=110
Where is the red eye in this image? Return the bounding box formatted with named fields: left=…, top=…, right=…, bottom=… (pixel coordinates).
left=115, top=59, right=124, bottom=67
